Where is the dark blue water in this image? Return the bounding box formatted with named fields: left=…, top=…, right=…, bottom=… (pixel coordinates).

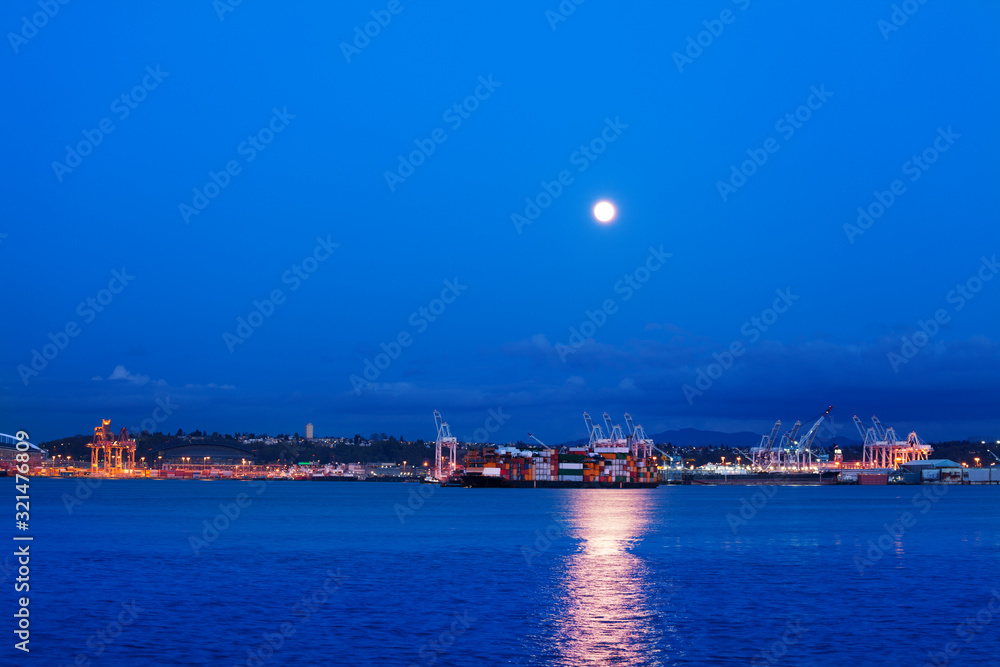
left=5, top=479, right=1000, bottom=666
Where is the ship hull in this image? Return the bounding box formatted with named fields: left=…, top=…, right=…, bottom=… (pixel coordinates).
left=685, top=471, right=839, bottom=486
left=461, top=475, right=658, bottom=489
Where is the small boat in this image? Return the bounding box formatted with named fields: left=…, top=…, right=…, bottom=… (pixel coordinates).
left=439, top=475, right=463, bottom=487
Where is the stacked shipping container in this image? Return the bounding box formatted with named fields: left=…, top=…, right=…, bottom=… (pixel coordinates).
left=465, top=446, right=655, bottom=484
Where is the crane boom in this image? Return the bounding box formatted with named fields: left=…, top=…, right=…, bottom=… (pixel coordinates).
left=526, top=432, right=550, bottom=450
left=853, top=415, right=868, bottom=441
left=799, top=406, right=833, bottom=452
left=602, top=412, right=615, bottom=439
left=624, top=413, right=637, bottom=437
left=787, top=420, right=802, bottom=446
left=583, top=412, right=605, bottom=446
left=871, top=417, right=887, bottom=441
left=765, top=420, right=781, bottom=449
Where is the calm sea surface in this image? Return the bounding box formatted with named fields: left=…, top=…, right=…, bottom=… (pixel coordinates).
left=6, top=479, right=1000, bottom=666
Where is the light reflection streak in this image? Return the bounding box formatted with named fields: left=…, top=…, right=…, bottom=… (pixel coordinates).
left=550, top=490, right=661, bottom=666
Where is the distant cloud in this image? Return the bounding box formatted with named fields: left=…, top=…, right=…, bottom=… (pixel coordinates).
left=348, top=381, right=422, bottom=398
left=644, top=322, right=689, bottom=334
left=491, top=330, right=1000, bottom=430
left=93, top=365, right=166, bottom=387
left=499, top=334, right=556, bottom=362
left=93, top=366, right=234, bottom=390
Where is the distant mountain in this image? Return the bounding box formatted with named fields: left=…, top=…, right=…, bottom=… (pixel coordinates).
left=558, top=427, right=862, bottom=449
left=646, top=428, right=764, bottom=447
left=557, top=428, right=760, bottom=448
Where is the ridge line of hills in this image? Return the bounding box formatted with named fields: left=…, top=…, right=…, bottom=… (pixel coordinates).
left=557, top=427, right=862, bottom=448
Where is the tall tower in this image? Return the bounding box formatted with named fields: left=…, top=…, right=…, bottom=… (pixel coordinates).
left=305, top=423, right=314, bottom=440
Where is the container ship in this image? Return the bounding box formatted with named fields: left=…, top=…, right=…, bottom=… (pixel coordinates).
left=460, top=444, right=658, bottom=489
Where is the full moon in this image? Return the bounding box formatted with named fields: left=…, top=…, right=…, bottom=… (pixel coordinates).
left=593, top=200, right=616, bottom=223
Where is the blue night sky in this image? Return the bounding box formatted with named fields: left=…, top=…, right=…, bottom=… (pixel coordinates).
left=3, top=1, right=998, bottom=444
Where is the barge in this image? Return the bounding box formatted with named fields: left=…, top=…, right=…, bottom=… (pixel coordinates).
left=685, top=470, right=840, bottom=485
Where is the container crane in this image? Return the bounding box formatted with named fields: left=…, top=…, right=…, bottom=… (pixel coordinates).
left=583, top=412, right=606, bottom=447
left=904, top=431, right=932, bottom=459
left=859, top=415, right=932, bottom=468
left=774, top=421, right=802, bottom=470
left=86, top=419, right=135, bottom=476
left=602, top=412, right=628, bottom=447
left=622, top=412, right=654, bottom=459
left=751, top=420, right=781, bottom=470
left=433, top=410, right=457, bottom=480
left=795, top=406, right=833, bottom=469
left=625, top=414, right=684, bottom=467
